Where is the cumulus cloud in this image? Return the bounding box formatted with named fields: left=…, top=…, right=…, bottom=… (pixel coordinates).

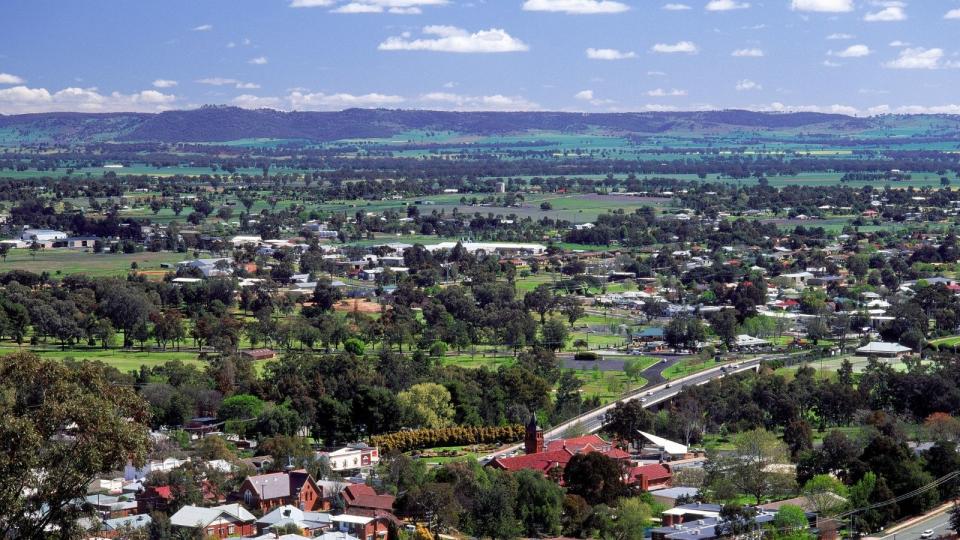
left=378, top=26, right=528, bottom=53
left=706, top=0, right=749, bottom=11
left=419, top=92, right=540, bottom=110
left=586, top=47, right=637, bottom=60
left=790, top=0, right=853, bottom=12
left=647, top=88, right=688, bottom=97
left=883, top=47, right=950, bottom=69
left=831, top=44, right=871, bottom=57
left=152, top=79, right=178, bottom=88
left=736, top=79, right=762, bottom=91
left=574, top=90, right=595, bottom=100
left=889, top=40, right=909, bottom=47
left=232, top=95, right=285, bottom=109
left=0, top=86, right=176, bottom=114
left=826, top=33, right=854, bottom=40
left=289, top=0, right=336, bottom=6
left=192, top=24, right=213, bottom=31
left=248, top=56, right=268, bottom=65
left=291, top=91, right=405, bottom=109
left=732, top=48, right=764, bottom=57
left=522, top=0, right=629, bottom=14
left=651, top=41, right=699, bottom=54
left=327, top=0, right=446, bottom=13
left=662, top=3, right=692, bottom=9
left=864, top=3, right=906, bottom=22
left=946, top=9, right=960, bottom=19
left=0, top=73, right=25, bottom=85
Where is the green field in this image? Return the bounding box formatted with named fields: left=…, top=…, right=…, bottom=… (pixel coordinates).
left=0, top=248, right=186, bottom=278
left=5, top=346, right=204, bottom=372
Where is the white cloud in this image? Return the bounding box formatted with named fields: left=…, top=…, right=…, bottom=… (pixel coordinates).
left=232, top=95, right=284, bottom=109
left=574, top=90, right=595, bottom=100
left=333, top=2, right=384, bottom=12
left=884, top=47, right=948, bottom=69
left=826, top=33, right=854, bottom=40
left=736, top=79, right=762, bottom=91
left=152, top=79, right=178, bottom=88
left=822, top=60, right=842, bottom=67
left=790, top=0, right=853, bottom=12
left=0, top=73, right=25, bottom=85
left=647, top=88, right=688, bottom=96
left=586, top=47, right=637, bottom=60
left=864, top=5, right=906, bottom=22
left=889, top=40, right=909, bottom=47
left=732, top=48, right=764, bottom=57
left=248, top=56, right=268, bottom=65
left=945, top=9, right=960, bottom=19
left=419, top=92, right=540, bottom=110
left=196, top=78, right=261, bottom=89
left=192, top=24, right=213, bottom=31
left=290, top=91, right=405, bottom=109
left=289, top=0, right=335, bottom=6
left=0, top=86, right=177, bottom=114
left=379, top=26, right=528, bottom=53
left=651, top=41, right=699, bottom=54
left=662, top=3, right=692, bottom=9
left=522, top=0, right=629, bottom=13
left=831, top=44, right=871, bottom=57
left=706, top=0, right=749, bottom=10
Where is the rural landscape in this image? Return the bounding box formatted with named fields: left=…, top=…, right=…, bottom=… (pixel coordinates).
left=6, top=1, right=960, bottom=540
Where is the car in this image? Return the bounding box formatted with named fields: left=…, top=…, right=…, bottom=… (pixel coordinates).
left=920, top=530, right=934, bottom=539
left=665, top=383, right=672, bottom=388
left=640, top=398, right=647, bottom=403
left=646, top=391, right=653, bottom=396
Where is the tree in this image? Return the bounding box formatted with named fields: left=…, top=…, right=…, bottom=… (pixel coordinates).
left=559, top=296, right=585, bottom=327
left=524, top=284, right=556, bottom=324
left=563, top=452, right=626, bottom=506
left=783, top=418, right=813, bottom=459
left=950, top=502, right=960, bottom=536
left=515, top=469, right=563, bottom=537
left=623, top=357, right=646, bottom=382
left=541, top=318, right=569, bottom=352
left=716, top=504, right=758, bottom=537
left=468, top=469, right=521, bottom=540
left=710, top=309, right=739, bottom=349
left=706, top=428, right=794, bottom=504
left=604, top=400, right=654, bottom=449
left=0, top=353, right=150, bottom=538
left=802, top=474, right=848, bottom=516
left=398, top=383, right=455, bottom=429
left=610, top=497, right=653, bottom=540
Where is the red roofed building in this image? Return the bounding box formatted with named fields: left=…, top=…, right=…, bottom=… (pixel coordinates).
left=342, top=483, right=396, bottom=514
left=487, top=416, right=635, bottom=485
left=629, top=464, right=673, bottom=491
left=137, top=485, right=173, bottom=514
left=237, top=469, right=323, bottom=513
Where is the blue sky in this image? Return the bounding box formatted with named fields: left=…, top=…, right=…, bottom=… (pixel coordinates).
left=1, top=0, right=960, bottom=115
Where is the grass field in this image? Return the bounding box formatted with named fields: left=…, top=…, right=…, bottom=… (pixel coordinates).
left=0, top=248, right=186, bottom=278
left=663, top=357, right=721, bottom=379
left=3, top=346, right=204, bottom=372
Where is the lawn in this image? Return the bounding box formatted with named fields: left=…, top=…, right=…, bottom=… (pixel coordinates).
left=4, top=346, right=205, bottom=372
left=662, top=357, right=722, bottom=380
left=0, top=248, right=186, bottom=278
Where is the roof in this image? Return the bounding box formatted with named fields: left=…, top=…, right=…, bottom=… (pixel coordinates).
left=244, top=470, right=312, bottom=501
left=638, top=431, right=689, bottom=455
left=102, top=514, right=152, bottom=531
left=332, top=514, right=374, bottom=525
left=489, top=449, right=575, bottom=473
left=629, top=463, right=672, bottom=483
left=343, top=484, right=396, bottom=512
left=856, top=342, right=911, bottom=354
left=649, top=486, right=700, bottom=499
left=316, top=533, right=361, bottom=540
left=735, top=334, right=770, bottom=347
left=169, top=504, right=255, bottom=528
left=257, top=505, right=331, bottom=528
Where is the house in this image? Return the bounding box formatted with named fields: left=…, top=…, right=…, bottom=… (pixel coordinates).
left=238, top=469, right=324, bottom=513
left=95, top=514, right=153, bottom=539
left=84, top=494, right=137, bottom=519
left=240, top=348, right=276, bottom=361
left=659, top=502, right=723, bottom=527
left=136, top=485, right=173, bottom=514
left=170, top=504, right=257, bottom=539
left=256, top=505, right=332, bottom=535
left=342, top=484, right=395, bottom=514
left=487, top=416, right=630, bottom=481
left=649, top=487, right=700, bottom=508
left=780, top=272, right=815, bottom=288
left=65, top=236, right=102, bottom=249
left=628, top=464, right=673, bottom=491
left=856, top=341, right=912, bottom=357
left=124, top=457, right=188, bottom=481
left=176, top=258, right=232, bottom=278
left=20, top=228, right=67, bottom=244
left=331, top=514, right=395, bottom=540
left=317, top=444, right=381, bottom=473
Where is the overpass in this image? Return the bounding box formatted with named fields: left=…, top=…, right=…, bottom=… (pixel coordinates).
left=483, top=353, right=800, bottom=462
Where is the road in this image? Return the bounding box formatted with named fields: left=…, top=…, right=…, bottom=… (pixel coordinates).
left=878, top=508, right=954, bottom=540
left=483, top=355, right=789, bottom=461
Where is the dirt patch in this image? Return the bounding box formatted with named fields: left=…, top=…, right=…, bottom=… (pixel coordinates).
left=334, top=299, right=382, bottom=313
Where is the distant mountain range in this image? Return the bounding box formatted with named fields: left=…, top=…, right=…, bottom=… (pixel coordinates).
left=0, top=106, right=958, bottom=145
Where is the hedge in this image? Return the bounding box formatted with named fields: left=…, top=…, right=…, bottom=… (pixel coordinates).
left=369, top=425, right=525, bottom=453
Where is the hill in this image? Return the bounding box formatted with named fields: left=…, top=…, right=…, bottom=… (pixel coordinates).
left=0, top=106, right=957, bottom=145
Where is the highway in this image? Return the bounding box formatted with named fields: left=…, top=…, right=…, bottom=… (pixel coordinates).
left=483, top=354, right=792, bottom=461
left=877, top=508, right=954, bottom=540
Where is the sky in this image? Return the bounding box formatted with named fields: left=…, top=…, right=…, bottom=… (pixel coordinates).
left=2, top=0, right=960, bottom=116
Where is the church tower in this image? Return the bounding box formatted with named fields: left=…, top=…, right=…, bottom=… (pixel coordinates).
left=525, top=413, right=544, bottom=454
